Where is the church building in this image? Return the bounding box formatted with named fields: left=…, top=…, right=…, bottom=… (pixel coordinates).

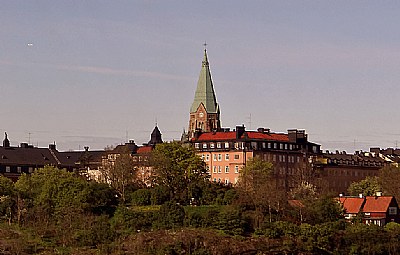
left=188, top=48, right=221, bottom=138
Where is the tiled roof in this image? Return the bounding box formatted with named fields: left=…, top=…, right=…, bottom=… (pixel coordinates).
left=136, top=146, right=153, bottom=154
left=363, top=196, right=394, bottom=213
left=338, top=197, right=364, bottom=214
left=193, top=131, right=289, bottom=142
left=0, top=147, right=58, bottom=166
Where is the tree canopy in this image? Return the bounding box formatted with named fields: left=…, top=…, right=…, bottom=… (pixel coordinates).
left=150, top=141, right=208, bottom=204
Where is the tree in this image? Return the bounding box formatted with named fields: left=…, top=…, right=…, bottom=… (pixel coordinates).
left=236, top=157, right=286, bottom=227
left=0, top=175, right=16, bottom=225
left=379, top=165, right=400, bottom=198
left=347, top=176, right=381, bottom=196
left=150, top=141, right=208, bottom=204
left=101, top=148, right=141, bottom=204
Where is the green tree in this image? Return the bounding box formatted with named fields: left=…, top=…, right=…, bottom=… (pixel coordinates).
left=303, top=195, right=344, bottom=224
left=101, top=149, right=141, bottom=204
left=347, top=176, right=382, bottom=196
left=0, top=175, right=16, bottom=224
left=237, top=157, right=286, bottom=227
left=379, top=165, right=400, bottom=198
left=150, top=142, right=208, bottom=204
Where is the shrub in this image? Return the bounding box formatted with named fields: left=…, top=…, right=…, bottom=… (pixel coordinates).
left=130, top=189, right=151, bottom=206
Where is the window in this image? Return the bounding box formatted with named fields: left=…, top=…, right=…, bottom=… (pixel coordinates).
left=206, top=154, right=210, bottom=161
left=218, top=154, right=222, bottom=161
left=225, top=154, right=229, bottom=160
left=201, top=154, right=205, bottom=160
left=217, top=142, right=221, bottom=148
left=225, top=166, right=229, bottom=173
left=273, top=143, right=277, bottom=149
left=213, top=166, right=217, bottom=173
left=268, top=142, right=272, bottom=149
left=389, top=207, right=398, bottom=215
left=234, top=154, right=240, bottom=160
left=195, top=143, right=199, bottom=149
left=213, top=154, right=217, bottom=161
left=218, top=166, right=221, bottom=173
left=203, top=143, right=207, bottom=149
left=273, top=155, right=276, bottom=162
left=235, top=165, right=239, bottom=173
left=280, top=143, right=284, bottom=150
left=28, top=167, right=33, bottom=173
left=262, top=142, right=266, bottom=149
left=17, top=167, right=21, bottom=173
left=213, top=178, right=217, bottom=182
left=289, top=144, right=293, bottom=150
left=6, top=166, right=10, bottom=172
left=206, top=166, right=210, bottom=173
left=210, top=143, right=215, bottom=149
left=225, top=179, right=229, bottom=185
left=225, top=142, right=229, bottom=148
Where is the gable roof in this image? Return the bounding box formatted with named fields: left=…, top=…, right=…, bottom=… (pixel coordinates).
left=338, top=197, right=365, bottom=214
left=363, top=196, right=395, bottom=213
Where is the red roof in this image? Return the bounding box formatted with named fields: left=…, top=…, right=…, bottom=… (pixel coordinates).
left=338, top=197, right=364, bottom=214
left=363, top=196, right=394, bottom=213
left=193, top=131, right=289, bottom=142
left=136, top=146, right=153, bottom=154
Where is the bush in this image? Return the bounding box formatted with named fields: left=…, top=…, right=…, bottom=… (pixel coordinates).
left=130, top=189, right=151, bottom=206
left=156, top=202, right=185, bottom=229
left=150, top=186, right=170, bottom=205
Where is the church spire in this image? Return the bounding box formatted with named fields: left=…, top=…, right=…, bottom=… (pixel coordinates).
left=190, top=48, right=219, bottom=114
left=188, top=47, right=221, bottom=136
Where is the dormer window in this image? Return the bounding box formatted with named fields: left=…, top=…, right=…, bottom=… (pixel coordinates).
left=210, top=143, right=215, bottom=149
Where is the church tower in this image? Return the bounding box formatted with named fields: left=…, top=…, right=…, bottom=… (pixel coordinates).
left=188, top=48, right=221, bottom=137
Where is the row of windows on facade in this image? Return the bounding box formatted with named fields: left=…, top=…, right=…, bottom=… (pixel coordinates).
left=207, top=165, right=240, bottom=174
left=201, top=152, right=302, bottom=164
left=328, top=169, right=377, bottom=177
left=195, top=141, right=300, bottom=151
left=201, top=153, right=238, bottom=162
left=2, top=166, right=34, bottom=174
left=328, top=158, right=385, bottom=167
left=212, top=177, right=238, bottom=185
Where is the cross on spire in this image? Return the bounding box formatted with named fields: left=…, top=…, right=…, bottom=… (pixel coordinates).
left=203, top=41, right=207, bottom=51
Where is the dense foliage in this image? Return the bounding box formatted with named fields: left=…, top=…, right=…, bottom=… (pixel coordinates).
left=2, top=151, right=400, bottom=254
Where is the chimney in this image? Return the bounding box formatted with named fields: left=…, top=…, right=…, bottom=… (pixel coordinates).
left=236, top=125, right=245, bottom=139
left=376, top=191, right=382, bottom=197
left=49, top=143, right=56, bottom=150
left=359, top=193, right=363, bottom=198
left=84, top=146, right=89, bottom=151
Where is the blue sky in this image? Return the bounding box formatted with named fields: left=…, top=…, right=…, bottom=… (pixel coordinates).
left=1, top=1, right=400, bottom=152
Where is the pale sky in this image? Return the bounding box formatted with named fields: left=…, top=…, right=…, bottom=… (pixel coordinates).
left=1, top=1, right=400, bottom=152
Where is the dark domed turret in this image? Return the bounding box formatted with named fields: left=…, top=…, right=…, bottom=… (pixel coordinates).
left=148, top=126, right=163, bottom=146
left=3, top=132, right=10, bottom=148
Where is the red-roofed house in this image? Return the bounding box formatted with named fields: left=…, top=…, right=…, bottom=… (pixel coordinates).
left=338, top=196, right=365, bottom=220
left=337, top=195, right=400, bottom=226
left=363, top=196, right=399, bottom=226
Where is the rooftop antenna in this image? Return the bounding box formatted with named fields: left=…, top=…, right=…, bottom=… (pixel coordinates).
left=125, top=130, right=128, bottom=143
left=247, top=113, right=252, bottom=130
left=28, top=132, right=32, bottom=144
left=395, top=140, right=398, bottom=149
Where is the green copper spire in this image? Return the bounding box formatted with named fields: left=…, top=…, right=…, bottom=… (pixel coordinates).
left=190, top=49, right=219, bottom=113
